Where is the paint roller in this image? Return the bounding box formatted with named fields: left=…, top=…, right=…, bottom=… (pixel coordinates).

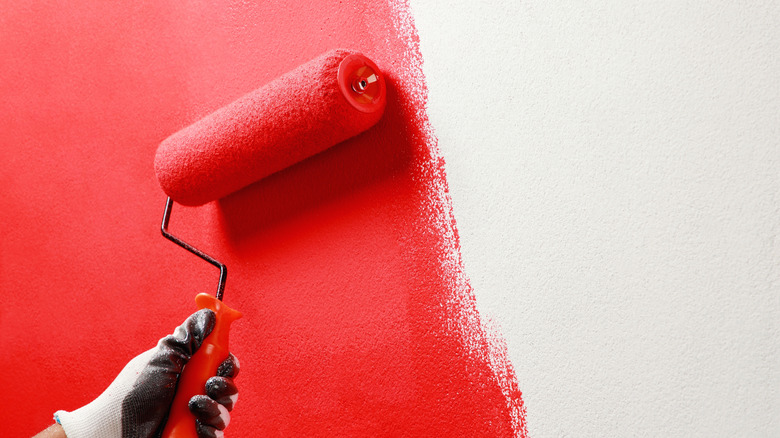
left=154, top=49, right=386, bottom=437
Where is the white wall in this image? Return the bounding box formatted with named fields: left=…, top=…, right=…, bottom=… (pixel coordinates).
left=410, top=1, right=779, bottom=436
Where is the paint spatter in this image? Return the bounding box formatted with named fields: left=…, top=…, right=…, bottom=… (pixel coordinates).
left=0, top=1, right=525, bottom=437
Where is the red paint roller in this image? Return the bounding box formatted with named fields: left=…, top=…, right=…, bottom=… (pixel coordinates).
left=154, top=49, right=386, bottom=437
left=156, top=49, right=386, bottom=206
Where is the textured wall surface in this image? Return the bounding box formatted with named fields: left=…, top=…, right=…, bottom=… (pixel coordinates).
left=410, top=1, right=779, bottom=436
left=2, top=1, right=777, bottom=437
left=0, top=1, right=526, bottom=436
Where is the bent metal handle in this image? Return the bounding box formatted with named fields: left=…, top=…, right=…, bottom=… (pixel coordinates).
left=162, top=294, right=242, bottom=438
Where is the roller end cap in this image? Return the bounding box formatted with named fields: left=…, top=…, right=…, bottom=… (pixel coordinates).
left=338, top=54, right=386, bottom=114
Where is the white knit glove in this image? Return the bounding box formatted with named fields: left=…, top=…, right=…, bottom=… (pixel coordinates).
left=54, top=309, right=239, bottom=438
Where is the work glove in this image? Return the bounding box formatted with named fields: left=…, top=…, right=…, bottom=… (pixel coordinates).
left=54, top=309, right=239, bottom=438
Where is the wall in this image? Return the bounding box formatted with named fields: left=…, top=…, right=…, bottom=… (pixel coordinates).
left=0, top=1, right=526, bottom=436
left=410, top=1, right=779, bottom=436
left=2, top=1, right=777, bottom=437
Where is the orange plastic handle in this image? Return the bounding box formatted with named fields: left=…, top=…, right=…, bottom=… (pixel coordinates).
left=162, top=293, right=242, bottom=438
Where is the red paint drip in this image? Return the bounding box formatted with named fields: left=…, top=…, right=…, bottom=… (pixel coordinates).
left=0, top=1, right=526, bottom=437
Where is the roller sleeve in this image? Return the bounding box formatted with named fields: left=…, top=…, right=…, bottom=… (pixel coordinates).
left=154, top=49, right=387, bottom=206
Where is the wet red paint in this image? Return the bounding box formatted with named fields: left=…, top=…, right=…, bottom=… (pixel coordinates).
left=0, top=1, right=525, bottom=437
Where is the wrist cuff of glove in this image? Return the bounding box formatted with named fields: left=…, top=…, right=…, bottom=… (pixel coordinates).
left=55, top=407, right=121, bottom=438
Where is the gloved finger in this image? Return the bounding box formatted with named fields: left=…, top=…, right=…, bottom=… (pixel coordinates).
left=190, top=394, right=230, bottom=431
left=195, top=420, right=224, bottom=438
left=216, top=352, right=240, bottom=378
left=205, top=376, right=238, bottom=411
left=158, top=309, right=216, bottom=371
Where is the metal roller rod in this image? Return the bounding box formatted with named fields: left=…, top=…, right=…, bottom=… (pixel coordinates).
left=161, top=197, right=227, bottom=301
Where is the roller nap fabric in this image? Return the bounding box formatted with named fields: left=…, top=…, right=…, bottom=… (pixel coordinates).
left=154, top=49, right=386, bottom=206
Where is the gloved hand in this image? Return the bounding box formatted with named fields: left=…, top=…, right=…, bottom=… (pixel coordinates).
left=54, top=309, right=239, bottom=438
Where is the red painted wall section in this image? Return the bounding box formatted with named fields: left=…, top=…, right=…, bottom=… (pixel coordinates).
left=0, top=1, right=526, bottom=436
